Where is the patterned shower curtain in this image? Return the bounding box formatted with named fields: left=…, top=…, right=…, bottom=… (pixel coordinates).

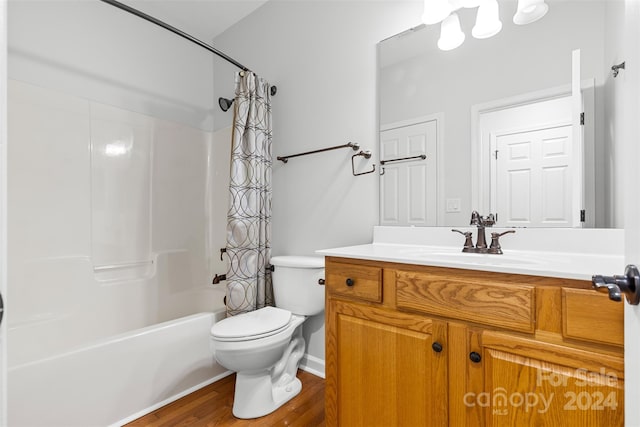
left=225, top=71, right=274, bottom=317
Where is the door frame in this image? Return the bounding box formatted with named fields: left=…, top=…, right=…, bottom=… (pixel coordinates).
left=471, top=80, right=595, bottom=225
left=379, top=113, right=445, bottom=225
left=0, top=0, right=8, bottom=424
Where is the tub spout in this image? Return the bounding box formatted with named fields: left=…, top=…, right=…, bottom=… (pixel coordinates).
left=212, top=274, right=226, bottom=284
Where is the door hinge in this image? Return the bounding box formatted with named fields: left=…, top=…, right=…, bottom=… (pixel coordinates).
left=494, top=150, right=499, bottom=159
left=580, top=209, right=586, bottom=222
left=580, top=112, right=585, bottom=125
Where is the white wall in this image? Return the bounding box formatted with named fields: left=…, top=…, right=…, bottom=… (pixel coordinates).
left=213, top=0, right=424, bottom=365
left=8, top=0, right=214, bottom=131
left=214, top=0, right=421, bottom=257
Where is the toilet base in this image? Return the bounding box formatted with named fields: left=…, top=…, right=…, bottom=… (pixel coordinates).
left=232, top=372, right=302, bottom=419
left=230, top=324, right=306, bottom=419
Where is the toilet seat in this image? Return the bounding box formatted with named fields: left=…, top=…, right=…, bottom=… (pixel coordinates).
left=211, top=306, right=293, bottom=342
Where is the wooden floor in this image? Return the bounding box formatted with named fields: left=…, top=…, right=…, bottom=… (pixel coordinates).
left=126, top=370, right=325, bottom=427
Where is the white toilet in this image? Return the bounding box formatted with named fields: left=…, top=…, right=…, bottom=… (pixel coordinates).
left=210, top=255, right=325, bottom=419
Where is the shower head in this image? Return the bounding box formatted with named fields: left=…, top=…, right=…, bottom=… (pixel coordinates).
left=218, top=97, right=234, bottom=112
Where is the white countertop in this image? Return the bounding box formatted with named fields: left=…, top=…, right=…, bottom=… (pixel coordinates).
left=316, top=226, right=625, bottom=281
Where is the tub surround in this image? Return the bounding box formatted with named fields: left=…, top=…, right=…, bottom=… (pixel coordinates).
left=318, top=226, right=625, bottom=280
left=7, top=79, right=228, bottom=425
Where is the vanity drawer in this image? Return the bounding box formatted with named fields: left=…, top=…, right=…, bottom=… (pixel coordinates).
left=395, top=270, right=535, bottom=333
left=326, top=263, right=382, bottom=303
left=562, top=288, right=623, bottom=346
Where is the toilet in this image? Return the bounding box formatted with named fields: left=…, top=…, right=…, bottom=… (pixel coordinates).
left=210, top=255, right=325, bottom=419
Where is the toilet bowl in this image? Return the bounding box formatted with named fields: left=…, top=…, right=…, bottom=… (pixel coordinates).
left=210, top=255, right=325, bottom=419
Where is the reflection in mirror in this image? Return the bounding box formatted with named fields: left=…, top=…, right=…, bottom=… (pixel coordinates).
left=378, top=0, right=623, bottom=228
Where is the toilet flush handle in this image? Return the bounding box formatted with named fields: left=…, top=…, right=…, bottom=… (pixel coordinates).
left=318, top=279, right=325, bottom=285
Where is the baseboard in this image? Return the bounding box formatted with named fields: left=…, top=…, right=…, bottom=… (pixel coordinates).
left=115, top=352, right=323, bottom=425
left=299, top=353, right=325, bottom=378
left=112, top=369, right=234, bottom=426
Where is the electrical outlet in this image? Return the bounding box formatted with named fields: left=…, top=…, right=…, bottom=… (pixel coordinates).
left=446, top=198, right=461, bottom=213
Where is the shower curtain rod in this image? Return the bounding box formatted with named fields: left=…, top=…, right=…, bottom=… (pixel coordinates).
left=99, top=0, right=251, bottom=72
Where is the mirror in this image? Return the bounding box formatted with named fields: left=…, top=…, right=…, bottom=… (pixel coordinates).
left=378, top=0, right=621, bottom=228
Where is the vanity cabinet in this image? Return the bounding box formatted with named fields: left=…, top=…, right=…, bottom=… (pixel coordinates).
left=325, top=257, right=624, bottom=427
left=325, top=261, right=447, bottom=426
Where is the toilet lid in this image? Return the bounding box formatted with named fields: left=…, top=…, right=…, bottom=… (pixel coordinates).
left=211, top=306, right=292, bottom=339
left=270, top=255, right=324, bottom=268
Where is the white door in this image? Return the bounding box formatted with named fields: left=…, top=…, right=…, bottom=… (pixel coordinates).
left=623, top=1, right=640, bottom=425
left=379, top=118, right=437, bottom=226
left=494, top=124, right=575, bottom=227
left=478, top=94, right=575, bottom=217
left=0, top=1, right=7, bottom=424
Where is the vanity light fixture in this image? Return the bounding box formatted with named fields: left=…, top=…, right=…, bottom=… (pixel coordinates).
left=438, top=12, right=466, bottom=50
left=423, top=0, right=548, bottom=50
left=513, top=0, right=549, bottom=25
left=472, top=0, right=502, bottom=39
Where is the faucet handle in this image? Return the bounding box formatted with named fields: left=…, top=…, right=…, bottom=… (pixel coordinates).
left=491, top=230, right=515, bottom=238
left=481, top=213, right=496, bottom=227
left=452, top=229, right=474, bottom=252
left=488, top=230, right=515, bottom=254
left=470, top=211, right=481, bottom=225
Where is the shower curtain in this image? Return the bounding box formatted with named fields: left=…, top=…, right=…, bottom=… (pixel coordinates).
left=225, top=71, right=274, bottom=316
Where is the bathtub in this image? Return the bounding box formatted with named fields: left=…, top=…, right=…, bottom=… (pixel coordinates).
left=7, top=310, right=231, bottom=427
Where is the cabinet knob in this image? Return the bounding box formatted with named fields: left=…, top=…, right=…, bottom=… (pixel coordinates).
left=432, top=342, right=443, bottom=353
left=469, top=351, right=482, bottom=363
left=346, top=278, right=354, bottom=286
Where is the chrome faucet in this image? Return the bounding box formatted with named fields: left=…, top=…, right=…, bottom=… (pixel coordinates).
left=453, top=211, right=513, bottom=254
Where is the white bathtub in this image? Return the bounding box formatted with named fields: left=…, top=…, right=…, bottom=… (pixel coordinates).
left=7, top=310, right=231, bottom=427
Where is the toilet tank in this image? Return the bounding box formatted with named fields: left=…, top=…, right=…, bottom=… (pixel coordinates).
left=270, top=256, right=325, bottom=316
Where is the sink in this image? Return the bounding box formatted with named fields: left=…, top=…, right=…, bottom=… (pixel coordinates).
left=395, top=246, right=543, bottom=267
left=416, top=251, right=542, bottom=266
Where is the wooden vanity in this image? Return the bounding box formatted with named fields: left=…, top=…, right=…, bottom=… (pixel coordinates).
left=324, top=256, right=624, bottom=426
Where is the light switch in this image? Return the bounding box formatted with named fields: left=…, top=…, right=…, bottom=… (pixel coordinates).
left=446, top=198, right=461, bottom=213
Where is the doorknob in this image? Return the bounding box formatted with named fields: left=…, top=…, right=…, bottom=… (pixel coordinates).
left=592, top=264, right=640, bottom=305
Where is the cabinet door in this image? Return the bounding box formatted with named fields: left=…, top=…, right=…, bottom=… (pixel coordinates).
left=326, top=299, right=447, bottom=427
left=480, top=332, right=624, bottom=426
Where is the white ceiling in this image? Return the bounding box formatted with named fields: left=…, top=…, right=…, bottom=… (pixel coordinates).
left=120, top=0, right=269, bottom=43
